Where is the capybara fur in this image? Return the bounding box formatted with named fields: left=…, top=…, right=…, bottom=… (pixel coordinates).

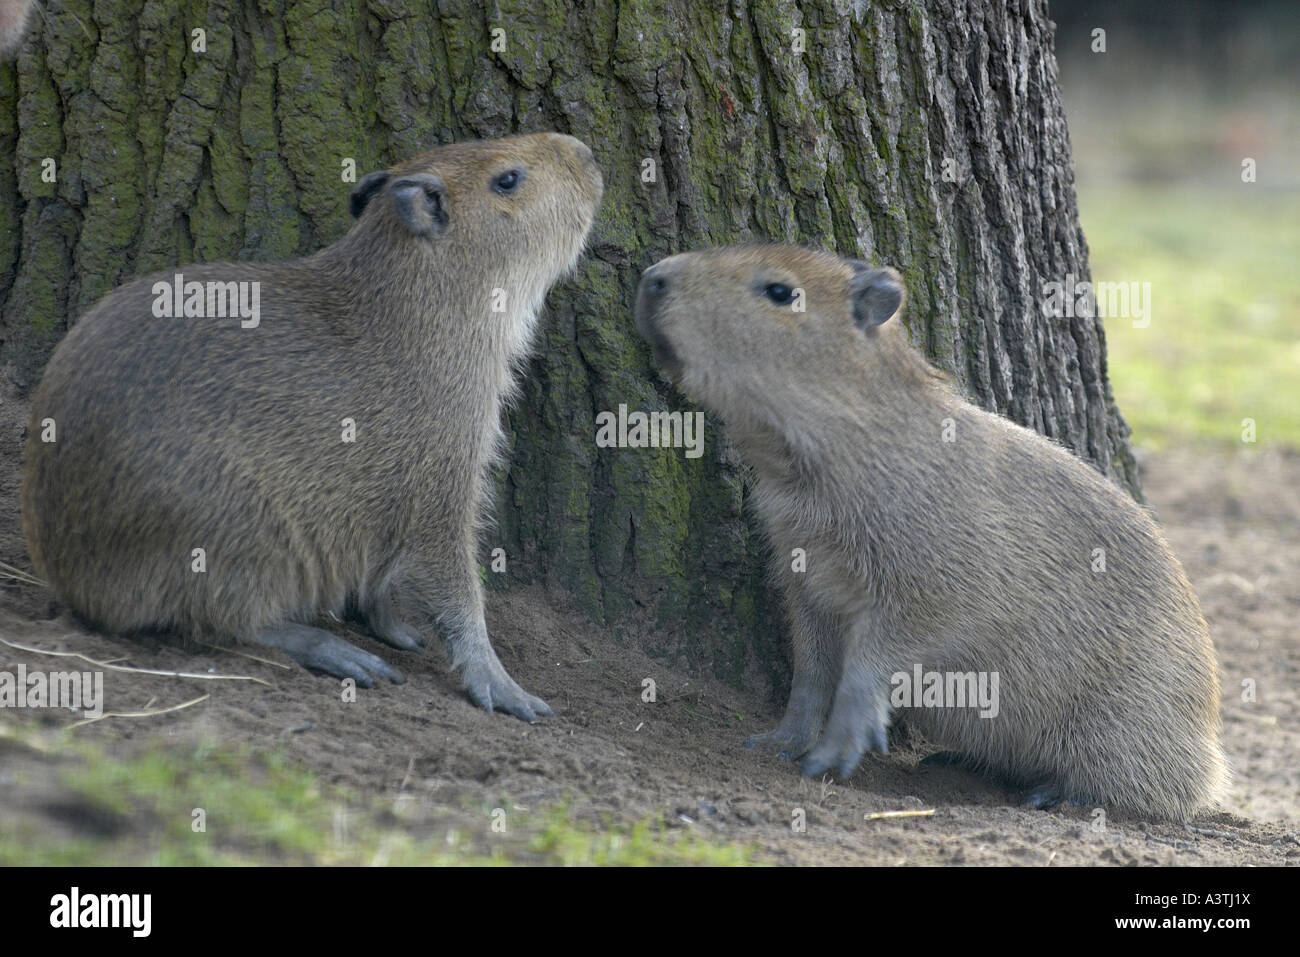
left=634, top=244, right=1227, bottom=819
left=0, top=0, right=32, bottom=57
left=23, top=132, right=603, bottom=721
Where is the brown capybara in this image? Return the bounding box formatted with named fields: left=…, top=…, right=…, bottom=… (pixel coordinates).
left=634, top=244, right=1227, bottom=819
left=0, top=0, right=32, bottom=57
left=24, top=133, right=603, bottom=722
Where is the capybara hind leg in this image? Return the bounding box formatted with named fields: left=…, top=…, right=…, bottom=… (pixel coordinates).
left=253, top=623, right=404, bottom=688
left=354, top=588, right=425, bottom=652
left=1023, top=785, right=1063, bottom=810
left=1022, top=783, right=1089, bottom=811
left=745, top=595, right=840, bottom=759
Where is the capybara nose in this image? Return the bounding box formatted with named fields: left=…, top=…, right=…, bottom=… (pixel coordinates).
left=634, top=268, right=670, bottom=338
left=553, top=133, right=596, bottom=167
left=551, top=133, right=602, bottom=201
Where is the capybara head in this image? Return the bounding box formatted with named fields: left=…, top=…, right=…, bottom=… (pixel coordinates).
left=634, top=245, right=905, bottom=417
left=348, top=132, right=603, bottom=289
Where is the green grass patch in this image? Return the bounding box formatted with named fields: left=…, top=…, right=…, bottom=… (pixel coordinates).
left=0, top=725, right=758, bottom=866
left=1078, top=184, right=1300, bottom=450
left=530, top=807, right=757, bottom=866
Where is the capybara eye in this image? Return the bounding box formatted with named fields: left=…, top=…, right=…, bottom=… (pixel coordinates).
left=493, top=169, right=525, bottom=194
left=763, top=283, right=794, bottom=305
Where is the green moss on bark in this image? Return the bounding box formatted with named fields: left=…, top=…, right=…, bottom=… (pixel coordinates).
left=0, top=0, right=1140, bottom=696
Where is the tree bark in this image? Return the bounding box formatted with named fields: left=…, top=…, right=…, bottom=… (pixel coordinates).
left=0, top=0, right=1140, bottom=693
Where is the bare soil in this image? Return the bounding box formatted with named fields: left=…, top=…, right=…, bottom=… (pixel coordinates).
left=1, top=379, right=1296, bottom=865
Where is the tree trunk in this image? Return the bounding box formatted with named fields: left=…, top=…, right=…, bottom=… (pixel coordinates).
left=0, top=0, right=1140, bottom=694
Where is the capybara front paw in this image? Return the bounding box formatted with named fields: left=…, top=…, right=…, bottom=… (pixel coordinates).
left=801, top=740, right=859, bottom=780
left=743, top=721, right=820, bottom=761
left=800, top=721, right=888, bottom=780
left=461, top=658, right=553, bottom=723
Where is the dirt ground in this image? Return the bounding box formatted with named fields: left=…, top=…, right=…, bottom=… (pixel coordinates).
left=1, top=378, right=1296, bottom=865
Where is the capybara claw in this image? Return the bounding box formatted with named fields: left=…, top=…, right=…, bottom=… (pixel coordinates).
left=866, top=725, right=889, bottom=756
left=372, top=621, right=424, bottom=652
left=801, top=752, right=837, bottom=780
left=744, top=724, right=817, bottom=758
left=462, top=659, right=551, bottom=723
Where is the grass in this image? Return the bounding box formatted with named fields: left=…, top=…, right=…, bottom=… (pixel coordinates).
left=0, top=724, right=758, bottom=866
left=1078, top=184, right=1300, bottom=450
left=529, top=807, right=756, bottom=866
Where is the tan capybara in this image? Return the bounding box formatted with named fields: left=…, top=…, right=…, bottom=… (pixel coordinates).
left=634, top=244, right=1227, bottom=819
left=0, top=0, right=32, bottom=57
left=23, top=133, right=603, bottom=721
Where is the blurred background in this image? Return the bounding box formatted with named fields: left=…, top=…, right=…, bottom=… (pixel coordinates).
left=1051, top=0, right=1299, bottom=451
left=1049, top=1, right=1299, bottom=825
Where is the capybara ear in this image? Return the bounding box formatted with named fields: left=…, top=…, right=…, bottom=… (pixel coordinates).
left=391, top=174, right=449, bottom=238
left=850, top=266, right=905, bottom=330
left=349, top=171, right=390, bottom=218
